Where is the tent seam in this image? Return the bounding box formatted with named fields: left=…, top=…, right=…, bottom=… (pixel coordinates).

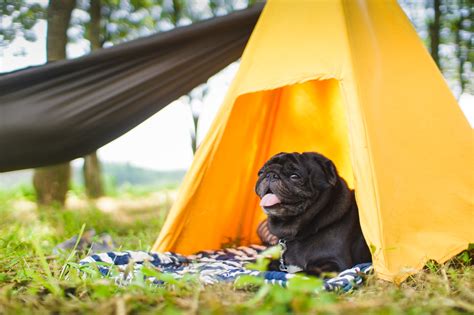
left=340, top=0, right=386, bottom=266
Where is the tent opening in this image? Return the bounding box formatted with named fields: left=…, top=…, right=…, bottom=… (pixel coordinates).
left=229, top=78, right=354, bottom=243
left=154, top=78, right=356, bottom=254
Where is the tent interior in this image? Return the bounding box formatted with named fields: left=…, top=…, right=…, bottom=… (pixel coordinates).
left=154, top=79, right=354, bottom=252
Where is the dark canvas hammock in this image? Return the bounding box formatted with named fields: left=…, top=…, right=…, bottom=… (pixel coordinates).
left=0, top=4, right=263, bottom=172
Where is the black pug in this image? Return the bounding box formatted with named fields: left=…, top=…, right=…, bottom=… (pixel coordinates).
left=255, top=152, right=371, bottom=275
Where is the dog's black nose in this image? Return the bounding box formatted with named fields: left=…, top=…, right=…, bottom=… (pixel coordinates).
left=267, top=173, right=280, bottom=181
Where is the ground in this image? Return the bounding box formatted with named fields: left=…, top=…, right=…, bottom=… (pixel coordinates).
left=0, top=188, right=472, bottom=314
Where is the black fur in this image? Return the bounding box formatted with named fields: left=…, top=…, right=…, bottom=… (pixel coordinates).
left=255, top=152, right=371, bottom=275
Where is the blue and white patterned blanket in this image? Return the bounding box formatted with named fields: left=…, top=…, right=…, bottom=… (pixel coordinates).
left=79, top=245, right=372, bottom=292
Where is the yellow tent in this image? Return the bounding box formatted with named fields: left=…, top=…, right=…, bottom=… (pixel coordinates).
left=153, top=0, right=473, bottom=282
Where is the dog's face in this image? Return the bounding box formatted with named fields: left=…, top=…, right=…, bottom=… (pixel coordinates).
left=255, top=152, right=338, bottom=218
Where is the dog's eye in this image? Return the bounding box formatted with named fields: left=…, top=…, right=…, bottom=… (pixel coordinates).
left=290, top=174, right=300, bottom=180
left=258, top=169, right=264, bottom=176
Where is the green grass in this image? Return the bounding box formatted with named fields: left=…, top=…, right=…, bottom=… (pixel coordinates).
left=0, top=191, right=472, bottom=314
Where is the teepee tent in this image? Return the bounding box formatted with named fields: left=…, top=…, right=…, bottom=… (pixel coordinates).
left=153, top=0, right=473, bottom=282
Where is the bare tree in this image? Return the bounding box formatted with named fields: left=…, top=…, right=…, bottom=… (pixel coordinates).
left=428, top=0, right=441, bottom=67
left=186, top=86, right=208, bottom=154
left=33, top=0, right=76, bottom=206
left=452, top=0, right=473, bottom=95
left=82, top=0, right=104, bottom=198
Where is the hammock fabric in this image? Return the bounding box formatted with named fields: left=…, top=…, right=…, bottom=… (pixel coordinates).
left=79, top=246, right=373, bottom=292
left=0, top=4, right=263, bottom=172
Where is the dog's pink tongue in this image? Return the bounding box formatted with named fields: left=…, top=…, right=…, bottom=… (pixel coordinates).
left=260, top=193, right=281, bottom=207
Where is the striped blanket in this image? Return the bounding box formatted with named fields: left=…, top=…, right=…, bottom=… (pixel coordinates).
left=79, top=245, right=372, bottom=292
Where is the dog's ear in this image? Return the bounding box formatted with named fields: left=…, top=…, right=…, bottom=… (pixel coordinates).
left=307, top=153, right=338, bottom=189
left=269, top=152, right=289, bottom=162
left=322, top=159, right=338, bottom=186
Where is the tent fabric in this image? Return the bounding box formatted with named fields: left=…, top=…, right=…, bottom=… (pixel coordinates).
left=0, top=4, right=263, bottom=172
left=153, top=0, right=473, bottom=282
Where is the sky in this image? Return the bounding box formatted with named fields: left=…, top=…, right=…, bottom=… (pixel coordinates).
left=1, top=10, right=473, bottom=171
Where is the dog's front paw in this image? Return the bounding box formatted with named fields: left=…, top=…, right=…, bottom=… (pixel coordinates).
left=305, top=261, right=340, bottom=277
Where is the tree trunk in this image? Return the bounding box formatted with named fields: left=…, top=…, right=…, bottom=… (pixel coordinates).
left=83, top=152, right=104, bottom=198
left=190, top=110, right=198, bottom=155
left=428, top=0, right=441, bottom=68
left=454, top=18, right=464, bottom=97
left=83, top=0, right=104, bottom=198
left=88, top=0, right=101, bottom=50
left=33, top=0, right=75, bottom=206
left=172, top=0, right=183, bottom=25
left=462, top=0, right=473, bottom=94
left=454, top=0, right=471, bottom=96
left=33, top=166, right=71, bottom=205
left=171, top=0, right=199, bottom=155
left=46, top=0, right=75, bottom=61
